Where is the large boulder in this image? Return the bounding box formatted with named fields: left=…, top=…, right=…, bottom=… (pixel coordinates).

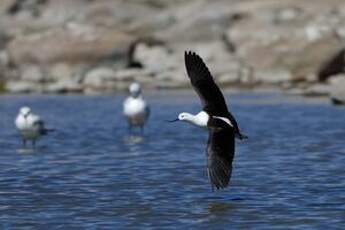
left=133, top=43, right=177, bottom=75
left=154, top=1, right=237, bottom=43
left=6, top=25, right=134, bottom=65
left=5, top=80, right=39, bottom=93
left=83, top=67, right=117, bottom=92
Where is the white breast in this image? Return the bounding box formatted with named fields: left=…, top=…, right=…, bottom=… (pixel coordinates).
left=193, top=111, right=209, bottom=127
left=123, top=96, right=149, bottom=126
left=15, top=113, right=42, bottom=139
left=123, top=97, right=147, bottom=116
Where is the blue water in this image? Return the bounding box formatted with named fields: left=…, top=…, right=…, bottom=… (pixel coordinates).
left=0, top=92, right=344, bottom=229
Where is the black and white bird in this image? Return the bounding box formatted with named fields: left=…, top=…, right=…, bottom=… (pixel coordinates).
left=170, top=51, right=247, bottom=190
left=123, top=82, right=150, bottom=133
left=15, top=106, right=51, bottom=147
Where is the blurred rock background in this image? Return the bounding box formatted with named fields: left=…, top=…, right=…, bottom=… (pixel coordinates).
left=0, top=0, right=344, bottom=103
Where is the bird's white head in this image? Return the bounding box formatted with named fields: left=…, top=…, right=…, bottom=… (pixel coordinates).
left=19, top=106, right=31, bottom=118
left=178, top=112, right=193, bottom=122
left=168, top=112, right=208, bottom=128
left=129, top=82, right=141, bottom=98
left=168, top=112, right=193, bottom=123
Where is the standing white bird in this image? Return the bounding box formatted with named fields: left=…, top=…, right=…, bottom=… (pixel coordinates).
left=169, top=51, right=247, bottom=190
left=123, top=83, right=150, bottom=133
left=15, top=106, right=51, bottom=147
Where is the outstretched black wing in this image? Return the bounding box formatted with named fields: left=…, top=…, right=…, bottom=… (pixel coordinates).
left=206, top=125, right=235, bottom=190
left=185, top=51, right=247, bottom=139
left=184, top=51, right=229, bottom=117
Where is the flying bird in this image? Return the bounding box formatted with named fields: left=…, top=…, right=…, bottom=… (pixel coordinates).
left=123, top=82, right=150, bottom=133
left=15, top=106, right=52, bottom=147
left=170, top=51, right=247, bottom=190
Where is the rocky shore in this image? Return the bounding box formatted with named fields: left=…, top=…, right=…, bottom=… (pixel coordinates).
left=0, top=0, right=344, bottom=103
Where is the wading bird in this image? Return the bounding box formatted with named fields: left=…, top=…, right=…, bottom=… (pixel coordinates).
left=15, top=106, right=52, bottom=147
left=169, top=51, right=247, bottom=190
left=123, top=82, right=150, bottom=134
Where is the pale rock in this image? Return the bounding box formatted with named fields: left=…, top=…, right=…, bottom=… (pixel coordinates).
left=154, top=80, right=188, bottom=89
left=83, top=67, right=116, bottom=89
left=275, top=7, right=303, bottom=23
left=20, top=64, right=44, bottom=82
left=44, top=79, right=82, bottom=93
left=303, top=83, right=331, bottom=96
left=155, top=69, right=188, bottom=84
left=134, top=43, right=177, bottom=74
left=285, top=88, right=305, bottom=96
left=0, top=50, right=9, bottom=66
left=155, top=0, right=234, bottom=42
left=253, top=69, right=293, bottom=84
left=5, top=81, right=38, bottom=93
left=114, top=68, right=153, bottom=82
left=172, top=40, right=240, bottom=79
left=48, top=63, right=75, bottom=81
left=218, top=72, right=240, bottom=85
left=304, top=24, right=332, bottom=42
left=7, top=27, right=134, bottom=65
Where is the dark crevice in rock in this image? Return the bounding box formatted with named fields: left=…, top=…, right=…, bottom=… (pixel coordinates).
left=318, top=48, right=345, bottom=82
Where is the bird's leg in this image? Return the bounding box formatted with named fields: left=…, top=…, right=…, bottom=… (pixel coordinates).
left=140, top=126, right=144, bottom=135
left=32, top=140, right=36, bottom=148
left=236, top=132, right=248, bottom=140
left=22, top=139, right=26, bottom=147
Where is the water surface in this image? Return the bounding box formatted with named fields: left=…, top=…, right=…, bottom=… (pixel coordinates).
left=0, top=92, right=344, bottom=229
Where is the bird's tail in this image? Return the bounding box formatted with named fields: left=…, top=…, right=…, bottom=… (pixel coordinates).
left=236, top=132, right=248, bottom=140
left=41, top=128, right=55, bottom=135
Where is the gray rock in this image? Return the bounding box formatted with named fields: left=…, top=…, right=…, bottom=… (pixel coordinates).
left=5, top=80, right=39, bottom=93
left=302, top=83, right=331, bottom=97
left=83, top=67, right=117, bottom=89
left=284, top=88, right=305, bottom=96
left=44, top=80, right=82, bottom=94
left=274, top=7, right=304, bottom=23
left=7, top=26, right=134, bottom=65
left=48, top=63, right=75, bottom=81
left=171, top=40, right=241, bottom=81
left=253, top=69, right=293, bottom=84
left=153, top=80, right=188, bottom=89
left=19, top=64, right=44, bottom=82
left=134, top=43, right=177, bottom=75
left=114, top=68, right=152, bottom=82
left=218, top=72, right=241, bottom=85
left=155, top=1, right=235, bottom=43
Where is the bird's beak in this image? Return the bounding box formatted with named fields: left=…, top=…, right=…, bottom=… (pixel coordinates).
left=166, top=118, right=179, bottom=122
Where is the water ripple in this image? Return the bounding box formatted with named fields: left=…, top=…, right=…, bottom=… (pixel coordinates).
left=0, top=93, right=344, bottom=229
